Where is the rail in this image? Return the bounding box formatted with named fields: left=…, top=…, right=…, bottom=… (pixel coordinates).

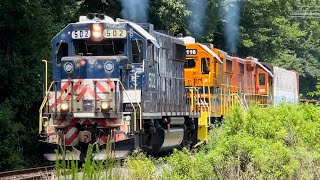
left=0, top=166, right=55, bottom=179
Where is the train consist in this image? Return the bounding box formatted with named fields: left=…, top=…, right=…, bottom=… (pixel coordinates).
left=38, top=14, right=299, bottom=161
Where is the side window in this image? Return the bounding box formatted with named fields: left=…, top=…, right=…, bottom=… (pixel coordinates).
left=239, top=63, right=244, bottom=75
left=226, top=59, right=232, bottom=72
left=184, top=58, right=196, bottom=68
left=175, top=44, right=186, bottom=61
left=259, top=73, right=266, bottom=85
left=201, top=58, right=210, bottom=74
left=56, top=42, right=68, bottom=64
left=131, top=40, right=143, bottom=63
left=154, top=46, right=158, bottom=63
left=147, top=43, right=154, bottom=66
left=159, top=48, right=167, bottom=76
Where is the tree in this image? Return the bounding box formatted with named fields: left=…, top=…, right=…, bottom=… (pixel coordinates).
left=75, top=0, right=121, bottom=20
left=149, top=0, right=189, bottom=34
left=0, top=0, right=77, bottom=170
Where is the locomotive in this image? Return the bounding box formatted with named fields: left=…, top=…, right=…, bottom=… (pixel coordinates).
left=182, top=37, right=299, bottom=141
left=39, top=14, right=200, bottom=161
left=38, top=14, right=299, bottom=161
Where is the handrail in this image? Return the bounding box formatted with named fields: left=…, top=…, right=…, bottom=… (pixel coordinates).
left=190, top=88, right=194, bottom=112
left=113, top=79, right=138, bottom=132
left=39, top=81, right=54, bottom=134
left=42, top=60, right=48, bottom=96
left=236, top=94, right=248, bottom=111
left=39, top=79, right=139, bottom=134
left=134, top=71, right=143, bottom=131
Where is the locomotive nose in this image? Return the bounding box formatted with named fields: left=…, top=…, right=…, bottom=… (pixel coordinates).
left=61, top=56, right=128, bottom=79
left=57, top=56, right=128, bottom=117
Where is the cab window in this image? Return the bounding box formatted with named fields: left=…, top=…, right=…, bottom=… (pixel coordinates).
left=201, top=58, right=210, bottom=74
left=131, top=40, right=143, bottom=63
left=185, top=58, right=195, bottom=68
left=147, top=43, right=154, bottom=66
left=73, top=39, right=124, bottom=56
left=259, top=73, right=266, bottom=85
left=56, top=42, right=68, bottom=64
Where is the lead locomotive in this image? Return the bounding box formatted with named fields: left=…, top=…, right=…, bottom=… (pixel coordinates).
left=39, top=14, right=200, bottom=161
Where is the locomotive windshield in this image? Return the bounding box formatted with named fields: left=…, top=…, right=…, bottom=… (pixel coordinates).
left=73, top=39, right=125, bottom=56
left=184, top=58, right=196, bottom=68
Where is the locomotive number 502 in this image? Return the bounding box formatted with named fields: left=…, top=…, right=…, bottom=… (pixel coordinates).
left=103, top=29, right=127, bottom=38
left=72, top=30, right=91, bottom=39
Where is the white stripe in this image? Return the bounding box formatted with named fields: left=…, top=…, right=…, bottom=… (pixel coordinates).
left=199, top=44, right=223, bottom=63
left=65, top=127, right=79, bottom=146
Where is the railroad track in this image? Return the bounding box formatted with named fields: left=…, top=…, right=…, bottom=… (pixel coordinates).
left=0, top=166, right=55, bottom=180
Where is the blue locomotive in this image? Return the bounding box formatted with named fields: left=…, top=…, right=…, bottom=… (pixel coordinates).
left=39, top=14, right=200, bottom=161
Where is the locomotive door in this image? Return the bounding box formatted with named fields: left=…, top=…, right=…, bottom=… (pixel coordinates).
left=256, top=68, right=268, bottom=95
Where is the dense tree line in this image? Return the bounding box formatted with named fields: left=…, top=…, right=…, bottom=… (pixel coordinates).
left=0, top=0, right=319, bottom=170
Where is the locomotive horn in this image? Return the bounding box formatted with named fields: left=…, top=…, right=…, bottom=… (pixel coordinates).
left=98, top=14, right=105, bottom=20
left=86, top=13, right=95, bottom=20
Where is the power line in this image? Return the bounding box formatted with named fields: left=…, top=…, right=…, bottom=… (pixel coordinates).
left=292, top=5, right=320, bottom=18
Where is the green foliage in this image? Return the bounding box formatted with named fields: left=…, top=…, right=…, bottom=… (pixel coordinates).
left=0, top=102, right=24, bottom=170
left=160, top=148, right=213, bottom=180
left=0, top=0, right=79, bottom=171
left=75, top=0, right=121, bottom=20
left=207, top=104, right=320, bottom=179
left=150, top=0, right=190, bottom=34
left=125, top=149, right=156, bottom=180
left=54, top=105, right=320, bottom=179
left=308, top=80, right=320, bottom=98
left=55, top=144, right=125, bottom=180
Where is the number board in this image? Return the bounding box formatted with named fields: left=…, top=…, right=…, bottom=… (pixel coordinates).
left=72, top=30, right=91, bottom=39
left=103, top=29, right=127, bottom=38
left=123, top=103, right=139, bottom=112
left=186, top=49, right=198, bottom=55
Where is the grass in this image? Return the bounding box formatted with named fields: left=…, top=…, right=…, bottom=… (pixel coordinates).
left=55, top=104, right=320, bottom=179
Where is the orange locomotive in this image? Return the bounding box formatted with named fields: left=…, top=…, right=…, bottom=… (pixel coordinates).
left=182, top=37, right=274, bottom=142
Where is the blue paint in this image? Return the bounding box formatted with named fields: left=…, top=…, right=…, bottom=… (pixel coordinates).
left=61, top=59, right=121, bottom=79
left=51, top=21, right=151, bottom=91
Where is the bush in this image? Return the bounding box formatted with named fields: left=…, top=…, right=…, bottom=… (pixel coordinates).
left=125, top=150, right=156, bottom=180
left=55, top=104, right=320, bottom=179
left=206, top=104, right=320, bottom=179
left=160, top=148, right=213, bottom=180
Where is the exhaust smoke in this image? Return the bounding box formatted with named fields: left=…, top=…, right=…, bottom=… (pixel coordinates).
left=187, top=0, right=206, bottom=40
left=120, top=0, right=149, bottom=22
left=221, top=0, right=242, bottom=53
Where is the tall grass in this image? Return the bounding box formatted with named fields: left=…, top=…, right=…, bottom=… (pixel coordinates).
left=55, top=104, right=320, bottom=179
left=55, top=144, right=125, bottom=180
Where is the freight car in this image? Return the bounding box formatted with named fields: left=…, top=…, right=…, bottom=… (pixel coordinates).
left=39, top=14, right=200, bottom=161
left=261, top=63, right=299, bottom=105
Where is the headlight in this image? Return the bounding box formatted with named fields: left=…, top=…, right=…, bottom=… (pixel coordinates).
left=91, top=23, right=103, bottom=40
left=92, top=31, right=102, bottom=39
left=92, top=24, right=101, bottom=31
left=61, top=102, right=69, bottom=112
left=101, top=101, right=110, bottom=112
